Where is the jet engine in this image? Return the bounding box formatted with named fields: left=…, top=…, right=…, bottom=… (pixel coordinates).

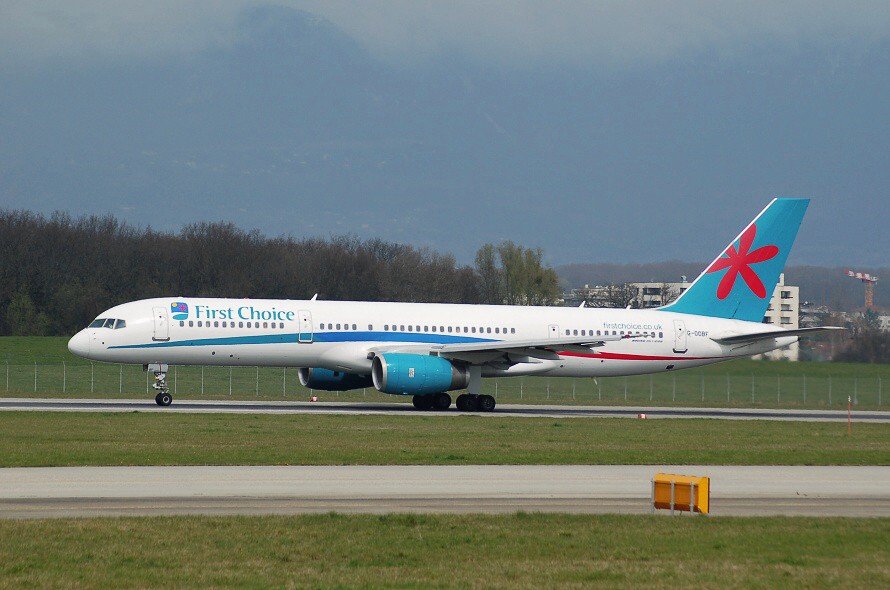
left=298, top=367, right=373, bottom=391
left=371, top=353, right=469, bottom=395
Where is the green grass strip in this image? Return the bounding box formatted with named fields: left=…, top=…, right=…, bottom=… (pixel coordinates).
left=1, top=412, right=887, bottom=467
left=0, top=514, right=887, bottom=588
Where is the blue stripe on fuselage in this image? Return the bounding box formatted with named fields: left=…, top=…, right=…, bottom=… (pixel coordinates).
left=109, top=331, right=495, bottom=349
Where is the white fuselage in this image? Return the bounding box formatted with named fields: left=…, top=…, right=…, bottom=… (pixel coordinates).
left=68, top=297, right=794, bottom=379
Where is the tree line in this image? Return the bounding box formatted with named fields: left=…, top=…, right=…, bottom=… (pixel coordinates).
left=0, top=210, right=560, bottom=336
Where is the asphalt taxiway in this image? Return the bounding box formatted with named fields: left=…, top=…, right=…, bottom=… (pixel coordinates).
left=1, top=465, right=888, bottom=518
left=2, top=397, right=888, bottom=422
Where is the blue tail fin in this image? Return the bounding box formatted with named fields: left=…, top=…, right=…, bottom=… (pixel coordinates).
left=660, top=198, right=809, bottom=322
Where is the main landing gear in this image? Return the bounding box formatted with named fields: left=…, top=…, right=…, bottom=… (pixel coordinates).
left=411, top=393, right=496, bottom=412
left=412, top=392, right=451, bottom=411
left=456, top=393, right=495, bottom=412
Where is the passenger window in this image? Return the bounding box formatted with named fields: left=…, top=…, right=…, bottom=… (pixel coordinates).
left=471, top=327, right=476, bottom=333
left=440, top=326, right=444, bottom=332
left=180, top=321, right=184, bottom=327
left=511, top=328, right=515, bottom=334
left=416, top=326, right=420, bottom=332
left=565, top=329, right=570, bottom=336
left=487, top=327, right=491, bottom=333
left=581, top=330, right=586, bottom=336
left=431, top=326, right=437, bottom=332
left=336, top=324, right=341, bottom=330
left=198, top=321, right=203, bottom=327
left=408, top=325, right=413, bottom=332
left=238, top=322, right=244, bottom=328
left=352, top=324, right=357, bottom=330
left=659, top=332, right=664, bottom=338
left=263, top=322, right=268, bottom=329
left=447, top=327, right=453, bottom=333
left=494, top=328, right=499, bottom=334
left=400, top=325, right=405, bottom=332
left=463, top=327, right=468, bottom=333
left=384, top=325, right=389, bottom=331
left=189, top=321, right=194, bottom=327
left=597, top=330, right=601, bottom=336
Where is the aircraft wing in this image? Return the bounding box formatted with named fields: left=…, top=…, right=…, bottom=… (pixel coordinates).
left=368, top=334, right=630, bottom=362
left=709, top=326, right=844, bottom=345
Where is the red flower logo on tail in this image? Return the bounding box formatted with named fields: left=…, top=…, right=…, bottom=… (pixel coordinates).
left=706, top=224, right=778, bottom=300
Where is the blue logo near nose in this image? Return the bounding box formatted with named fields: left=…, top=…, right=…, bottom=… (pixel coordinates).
left=171, top=301, right=189, bottom=320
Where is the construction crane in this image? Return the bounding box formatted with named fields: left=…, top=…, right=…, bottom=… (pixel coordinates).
left=845, top=270, right=879, bottom=309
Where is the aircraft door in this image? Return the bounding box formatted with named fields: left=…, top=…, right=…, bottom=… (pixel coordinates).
left=549, top=324, right=559, bottom=338
left=673, top=320, right=687, bottom=353
left=152, top=306, right=170, bottom=341
left=298, top=310, right=313, bottom=343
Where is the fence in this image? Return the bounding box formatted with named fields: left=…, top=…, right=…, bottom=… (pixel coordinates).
left=0, top=361, right=885, bottom=408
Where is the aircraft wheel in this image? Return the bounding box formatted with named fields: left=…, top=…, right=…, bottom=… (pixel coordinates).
left=478, top=395, right=496, bottom=412
left=155, top=392, right=172, bottom=406
left=433, top=392, right=452, bottom=410
left=457, top=394, right=479, bottom=412
left=412, top=395, right=434, bottom=410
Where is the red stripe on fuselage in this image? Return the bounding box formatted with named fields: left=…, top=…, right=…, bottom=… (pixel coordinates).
left=557, top=351, right=729, bottom=361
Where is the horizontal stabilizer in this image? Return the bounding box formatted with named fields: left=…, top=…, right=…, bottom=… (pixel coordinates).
left=710, top=326, right=844, bottom=345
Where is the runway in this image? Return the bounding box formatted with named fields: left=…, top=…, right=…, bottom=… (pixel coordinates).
left=2, top=465, right=889, bottom=518
left=2, top=397, right=888, bottom=422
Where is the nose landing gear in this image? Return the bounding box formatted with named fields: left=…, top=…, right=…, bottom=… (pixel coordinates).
left=145, top=363, right=173, bottom=406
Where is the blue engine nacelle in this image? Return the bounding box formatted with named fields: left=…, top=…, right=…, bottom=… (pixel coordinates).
left=298, top=367, right=373, bottom=392
left=371, top=353, right=469, bottom=395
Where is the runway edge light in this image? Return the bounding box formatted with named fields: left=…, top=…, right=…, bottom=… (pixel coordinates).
left=652, top=473, right=710, bottom=515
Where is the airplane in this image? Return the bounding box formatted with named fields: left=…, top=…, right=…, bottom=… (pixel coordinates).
left=68, top=198, right=840, bottom=411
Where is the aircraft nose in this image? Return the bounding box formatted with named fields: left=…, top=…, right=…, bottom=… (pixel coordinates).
left=68, top=330, right=91, bottom=358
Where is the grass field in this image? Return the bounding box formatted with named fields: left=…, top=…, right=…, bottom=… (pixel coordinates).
left=1, top=412, right=887, bottom=467
left=1, top=337, right=888, bottom=408
left=0, top=514, right=887, bottom=588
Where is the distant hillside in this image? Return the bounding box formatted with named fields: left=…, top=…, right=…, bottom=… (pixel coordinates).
left=556, top=262, right=888, bottom=311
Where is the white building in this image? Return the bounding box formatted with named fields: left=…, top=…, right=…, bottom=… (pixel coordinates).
left=757, top=273, right=799, bottom=360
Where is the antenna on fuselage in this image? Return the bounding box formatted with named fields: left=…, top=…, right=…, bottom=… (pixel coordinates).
left=310, top=293, right=318, bottom=301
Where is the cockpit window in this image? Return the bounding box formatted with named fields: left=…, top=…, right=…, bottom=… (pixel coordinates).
left=89, top=318, right=126, bottom=329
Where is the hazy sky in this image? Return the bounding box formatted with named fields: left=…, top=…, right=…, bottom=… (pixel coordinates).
left=5, top=1, right=890, bottom=67
left=1, top=1, right=889, bottom=268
